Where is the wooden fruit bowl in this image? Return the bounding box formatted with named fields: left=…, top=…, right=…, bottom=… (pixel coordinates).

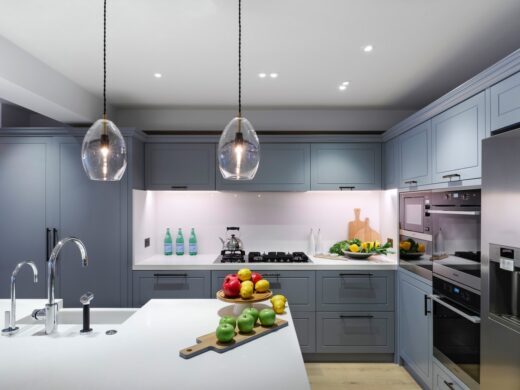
left=216, top=289, right=272, bottom=304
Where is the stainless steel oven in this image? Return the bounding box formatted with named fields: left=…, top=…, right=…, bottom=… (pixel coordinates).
left=430, top=189, right=481, bottom=291
left=432, top=275, right=480, bottom=390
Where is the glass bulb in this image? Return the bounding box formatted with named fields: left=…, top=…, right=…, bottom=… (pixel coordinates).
left=81, top=118, right=127, bottom=181
left=218, top=117, right=260, bottom=180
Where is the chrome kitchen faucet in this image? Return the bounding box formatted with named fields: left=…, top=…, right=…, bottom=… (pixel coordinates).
left=2, top=261, right=38, bottom=336
left=33, top=237, right=88, bottom=334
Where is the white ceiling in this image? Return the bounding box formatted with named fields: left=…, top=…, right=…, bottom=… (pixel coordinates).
left=0, top=0, right=519, bottom=110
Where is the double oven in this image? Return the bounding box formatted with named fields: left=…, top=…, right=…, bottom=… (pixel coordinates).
left=400, top=189, right=481, bottom=390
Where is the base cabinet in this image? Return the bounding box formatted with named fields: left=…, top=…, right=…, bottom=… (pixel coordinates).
left=433, top=360, right=470, bottom=390
left=398, top=269, right=433, bottom=389
left=292, top=311, right=316, bottom=353
left=133, top=271, right=211, bottom=307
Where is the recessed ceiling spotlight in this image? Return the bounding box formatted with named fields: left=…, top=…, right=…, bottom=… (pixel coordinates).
left=258, top=73, right=267, bottom=78
left=339, top=85, right=347, bottom=91
left=341, top=81, right=350, bottom=86
left=154, top=73, right=162, bottom=78
left=269, top=73, right=278, bottom=78
left=363, top=45, right=373, bottom=53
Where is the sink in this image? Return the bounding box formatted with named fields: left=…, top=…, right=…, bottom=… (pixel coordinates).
left=17, top=308, right=137, bottom=325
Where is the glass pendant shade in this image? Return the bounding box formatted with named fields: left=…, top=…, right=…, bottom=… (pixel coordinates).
left=218, top=117, right=260, bottom=180
left=81, top=118, right=127, bottom=181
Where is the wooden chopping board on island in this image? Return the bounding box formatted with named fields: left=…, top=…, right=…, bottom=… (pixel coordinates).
left=348, top=208, right=381, bottom=242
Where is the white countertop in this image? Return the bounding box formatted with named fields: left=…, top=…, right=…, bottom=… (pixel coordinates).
left=133, top=253, right=398, bottom=271
left=0, top=299, right=310, bottom=390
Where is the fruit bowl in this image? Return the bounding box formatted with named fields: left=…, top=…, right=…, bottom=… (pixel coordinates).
left=216, top=289, right=272, bottom=304
left=343, top=251, right=373, bottom=260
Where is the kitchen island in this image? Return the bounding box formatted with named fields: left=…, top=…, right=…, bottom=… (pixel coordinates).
left=0, top=299, right=310, bottom=390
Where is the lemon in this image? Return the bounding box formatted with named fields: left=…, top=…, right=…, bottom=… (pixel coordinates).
left=418, top=243, right=426, bottom=253
left=361, top=242, right=368, bottom=251
left=272, top=300, right=285, bottom=314
left=240, top=283, right=254, bottom=299
left=241, top=280, right=254, bottom=290
left=271, top=295, right=287, bottom=304
left=349, top=244, right=360, bottom=253
left=255, top=279, right=270, bottom=293
left=400, top=241, right=411, bottom=251
left=237, top=268, right=252, bottom=282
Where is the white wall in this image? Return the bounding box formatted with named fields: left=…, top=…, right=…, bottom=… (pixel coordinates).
left=133, top=190, right=398, bottom=262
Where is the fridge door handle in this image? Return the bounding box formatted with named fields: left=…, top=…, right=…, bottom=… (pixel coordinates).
left=430, top=294, right=481, bottom=323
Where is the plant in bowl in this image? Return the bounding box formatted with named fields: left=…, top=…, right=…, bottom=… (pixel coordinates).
left=329, top=239, right=393, bottom=259
left=399, top=238, right=426, bottom=260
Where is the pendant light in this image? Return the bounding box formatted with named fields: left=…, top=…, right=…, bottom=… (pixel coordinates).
left=218, top=0, right=260, bottom=180
left=82, top=0, right=127, bottom=181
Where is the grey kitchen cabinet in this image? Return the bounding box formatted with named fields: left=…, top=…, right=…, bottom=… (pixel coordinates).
left=398, top=269, right=433, bottom=389
left=216, top=143, right=311, bottom=191
left=291, top=311, right=316, bottom=353
left=433, top=360, right=469, bottom=390
left=316, top=270, right=395, bottom=312
left=399, top=121, right=432, bottom=188
left=316, top=311, right=394, bottom=354
left=383, top=138, right=399, bottom=189
left=310, top=143, right=382, bottom=190
left=0, top=138, right=51, bottom=298
left=490, top=71, right=520, bottom=131
left=55, top=138, right=127, bottom=308
left=211, top=270, right=315, bottom=311
left=145, top=143, right=216, bottom=190
left=431, top=91, right=486, bottom=183
left=133, top=271, right=211, bottom=307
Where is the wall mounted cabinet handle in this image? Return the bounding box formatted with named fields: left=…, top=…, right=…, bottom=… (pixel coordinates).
left=442, top=173, right=461, bottom=181
left=170, top=186, right=188, bottom=190
left=443, top=380, right=455, bottom=390
left=339, top=186, right=355, bottom=191
left=262, top=273, right=281, bottom=278
left=154, top=273, right=188, bottom=278
left=339, top=273, right=373, bottom=277
left=404, top=180, right=418, bottom=185
left=339, top=315, right=374, bottom=319
left=424, top=294, right=431, bottom=316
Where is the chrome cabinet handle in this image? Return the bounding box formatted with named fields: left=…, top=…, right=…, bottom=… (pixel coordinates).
left=430, top=294, right=481, bottom=323
left=404, top=180, right=418, bottom=185
left=442, top=173, right=461, bottom=181
left=443, top=380, right=455, bottom=390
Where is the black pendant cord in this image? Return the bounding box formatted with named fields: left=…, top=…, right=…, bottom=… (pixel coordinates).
left=103, top=0, right=107, bottom=118
left=238, top=0, right=242, bottom=119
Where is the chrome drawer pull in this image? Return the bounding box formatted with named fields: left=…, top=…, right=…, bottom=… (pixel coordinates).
left=442, top=173, right=461, bottom=181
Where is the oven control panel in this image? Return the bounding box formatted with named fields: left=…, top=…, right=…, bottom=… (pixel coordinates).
left=433, top=277, right=481, bottom=313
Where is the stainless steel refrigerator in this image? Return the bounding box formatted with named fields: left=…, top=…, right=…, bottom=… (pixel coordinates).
left=481, top=128, right=520, bottom=389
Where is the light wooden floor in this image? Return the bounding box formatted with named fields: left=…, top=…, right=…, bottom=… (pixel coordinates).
left=305, top=363, right=421, bottom=390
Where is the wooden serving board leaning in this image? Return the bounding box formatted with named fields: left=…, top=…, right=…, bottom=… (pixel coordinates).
left=179, top=318, right=289, bottom=359
left=348, top=208, right=381, bottom=242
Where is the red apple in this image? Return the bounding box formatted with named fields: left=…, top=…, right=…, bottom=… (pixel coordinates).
left=223, top=276, right=241, bottom=298
left=251, top=272, right=263, bottom=285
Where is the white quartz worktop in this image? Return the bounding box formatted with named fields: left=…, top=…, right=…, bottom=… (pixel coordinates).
left=133, top=253, right=398, bottom=271
left=0, top=299, right=310, bottom=390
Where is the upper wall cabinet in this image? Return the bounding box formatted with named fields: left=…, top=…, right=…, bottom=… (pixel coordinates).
left=216, top=143, right=311, bottom=191
left=490, top=71, right=520, bottom=131
left=145, top=143, right=216, bottom=190
left=398, top=121, right=432, bottom=188
left=383, top=138, right=399, bottom=189
left=431, top=91, right=486, bottom=183
left=310, top=143, right=381, bottom=190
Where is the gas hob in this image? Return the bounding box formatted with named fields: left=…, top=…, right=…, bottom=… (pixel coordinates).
left=215, top=250, right=311, bottom=264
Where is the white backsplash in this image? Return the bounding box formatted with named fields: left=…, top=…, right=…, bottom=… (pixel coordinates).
left=133, top=190, right=398, bottom=262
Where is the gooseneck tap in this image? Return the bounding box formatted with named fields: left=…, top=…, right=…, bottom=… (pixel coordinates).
left=2, top=261, right=38, bottom=336
left=34, top=237, right=88, bottom=335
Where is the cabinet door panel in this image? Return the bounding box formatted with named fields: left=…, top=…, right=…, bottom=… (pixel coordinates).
left=216, top=143, right=310, bottom=191
left=399, top=121, right=432, bottom=188
left=145, top=143, right=215, bottom=190
left=491, top=71, right=520, bottom=131
left=292, top=311, right=316, bottom=353
left=383, top=138, right=399, bottom=189
left=311, top=143, right=382, bottom=190
left=432, top=92, right=486, bottom=183
left=0, top=139, right=49, bottom=298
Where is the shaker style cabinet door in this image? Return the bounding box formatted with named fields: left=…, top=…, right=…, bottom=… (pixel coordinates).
left=431, top=91, right=486, bottom=183
left=216, top=143, right=311, bottom=191
left=310, top=143, right=382, bottom=190
left=398, top=121, right=432, bottom=188
left=145, top=143, right=216, bottom=190
left=383, top=138, right=399, bottom=189
left=490, top=71, right=520, bottom=132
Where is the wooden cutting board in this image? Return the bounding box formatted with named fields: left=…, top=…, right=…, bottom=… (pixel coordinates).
left=348, top=208, right=381, bottom=242
left=179, top=318, right=288, bottom=359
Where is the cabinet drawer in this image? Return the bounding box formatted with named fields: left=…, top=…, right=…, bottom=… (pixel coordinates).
left=316, top=312, right=394, bottom=353
left=133, top=271, right=211, bottom=307
left=292, top=311, right=316, bottom=353
left=211, top=270, right=315, bottom=311
left=316, top=271, right=394, bottom=311
left=433, top=361, right=469, bottom=390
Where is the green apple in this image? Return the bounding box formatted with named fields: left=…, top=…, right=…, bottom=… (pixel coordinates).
left=219, top=315, right=236, bottom=329
left=237, top=313, right=255, bottom=334
left=242, top=307, right=259, bottom=324
left=259, top=308, right=276, bottom=327
left=216, top=323, right=235, bottom=343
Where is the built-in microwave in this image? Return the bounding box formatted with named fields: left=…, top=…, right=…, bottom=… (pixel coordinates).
left=399, top=191, right=432, bottom=235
